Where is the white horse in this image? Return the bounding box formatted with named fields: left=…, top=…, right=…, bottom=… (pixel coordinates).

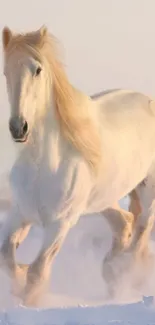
left=1, top=25, right=155, bottom=306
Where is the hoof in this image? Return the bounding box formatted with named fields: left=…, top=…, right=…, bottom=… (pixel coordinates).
left=10, top=263, right=29, bottom=300
left=18, top=263, right=29, bottom=272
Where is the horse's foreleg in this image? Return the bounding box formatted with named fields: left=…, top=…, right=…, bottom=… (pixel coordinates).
left=0, top=197, right=31, bottom=250
left=14, top=224, right=31, bottom=281
left=0, top=207, right=30, bottom=285
left=23, top=219, right=71, bottom=307
left=15, top=224, right=31, bottom=249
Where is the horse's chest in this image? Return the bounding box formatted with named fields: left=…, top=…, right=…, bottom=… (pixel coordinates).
left=10, top=161, right=65, bottom=223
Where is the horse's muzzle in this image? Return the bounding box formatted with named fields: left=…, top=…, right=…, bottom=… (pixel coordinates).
left=9, top=116, right=28, bottom=143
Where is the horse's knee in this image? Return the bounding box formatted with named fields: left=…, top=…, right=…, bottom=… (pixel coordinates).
left=17, top=224, right=31, bottom=245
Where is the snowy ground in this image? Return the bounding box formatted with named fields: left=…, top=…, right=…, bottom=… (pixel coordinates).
left=0, top=190, right=154, bottom=324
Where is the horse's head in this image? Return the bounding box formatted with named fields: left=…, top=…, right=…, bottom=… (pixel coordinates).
left=2, top=25, right=52, bottom=143
left=2, top=25, right=102, bottom=174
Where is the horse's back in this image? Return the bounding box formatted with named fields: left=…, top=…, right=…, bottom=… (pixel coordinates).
left=92, top=88, right=152, bottom=108
left=91, top=88, right=120, bottom=100
left=92, top=89, right=155, bottom=129
left=95, top=89, right=155, bottom=157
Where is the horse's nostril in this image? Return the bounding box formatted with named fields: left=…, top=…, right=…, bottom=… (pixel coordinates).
left=23, top=120, right=28, bottom=135
left=9, top=117, right=28, bottom=141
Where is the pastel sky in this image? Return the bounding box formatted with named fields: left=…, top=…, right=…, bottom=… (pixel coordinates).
left=0, top=0, right=155, bottom=174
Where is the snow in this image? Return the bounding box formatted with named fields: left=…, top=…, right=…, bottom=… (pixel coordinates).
left=1, top=0, right=155, bottom=324
left=0, top=196, right=154, bottom=325
left=1, top=301, right=155, bottom=325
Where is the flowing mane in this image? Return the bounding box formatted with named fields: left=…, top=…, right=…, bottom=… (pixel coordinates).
left=3, top=26, right=102, bottom=175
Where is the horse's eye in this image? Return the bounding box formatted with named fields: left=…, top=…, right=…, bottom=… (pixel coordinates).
left=35, top=67, right=42, bottom=76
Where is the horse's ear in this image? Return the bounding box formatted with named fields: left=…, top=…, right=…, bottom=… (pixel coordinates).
left=39, top=25, right=48, bottom=38
left=2, top=26, right=13, bottom=50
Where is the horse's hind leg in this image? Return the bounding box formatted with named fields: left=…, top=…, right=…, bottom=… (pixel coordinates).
left=124, top=176, right=155, bottom=289
left=130, top=178, right=155, bottom=259
left=129, top=189, right=142, bottom=222
left=102, top=193, right=141, bottom=294
left=103, top=190, right=141, bottom=260
left=103, top=197, right=139, bottom=256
